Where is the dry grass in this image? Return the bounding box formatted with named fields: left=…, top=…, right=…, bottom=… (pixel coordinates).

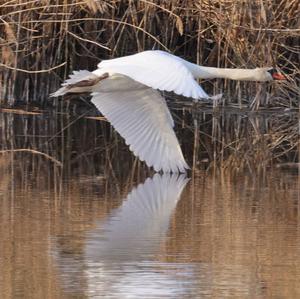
left=0, top=0, right=299, bottom=106
left=0, top=1, right=299, bottom=170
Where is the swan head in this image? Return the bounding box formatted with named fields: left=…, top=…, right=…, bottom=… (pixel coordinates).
left=263, top=68, right=286, bottom=81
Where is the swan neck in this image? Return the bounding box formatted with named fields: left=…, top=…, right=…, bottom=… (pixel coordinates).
left=186, top=62, right=261, bottom=81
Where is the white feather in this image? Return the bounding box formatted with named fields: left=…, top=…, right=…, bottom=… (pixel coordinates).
left=94, top=50, right=211, bottom=99
left=50, top=70, right=99, bottom=97
left=91, top=76, right=189, bottom=172
left=50, top=50, right=227, bottom=172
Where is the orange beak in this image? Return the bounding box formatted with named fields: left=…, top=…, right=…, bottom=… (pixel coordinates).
left=272, top=72, right=286, bottom=80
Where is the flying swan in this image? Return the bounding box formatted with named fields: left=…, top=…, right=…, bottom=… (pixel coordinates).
left=50, top=50, right=285, bottom=173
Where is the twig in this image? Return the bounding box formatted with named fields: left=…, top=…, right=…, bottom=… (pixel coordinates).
left=0, top=149, right=63, bottom=166
left=0, top=61, right=66, bottom=73
left=66, top=30, right=110, bottom=51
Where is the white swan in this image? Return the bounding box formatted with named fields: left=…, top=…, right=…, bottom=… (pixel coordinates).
left=50, top=50, right=285, bottom=173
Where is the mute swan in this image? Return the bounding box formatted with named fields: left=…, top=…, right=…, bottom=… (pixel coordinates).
left=50, top=50, right=285, bottom=173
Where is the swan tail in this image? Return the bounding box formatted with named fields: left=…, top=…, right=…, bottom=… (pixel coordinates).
left=50, top=86, right=69, bottom=97
left=50, top=70, right=108, bottom=97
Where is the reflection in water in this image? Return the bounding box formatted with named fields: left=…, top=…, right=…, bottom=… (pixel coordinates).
left=54, top=174, right=189, bottom=298
left=0, top=153, right=299, bottom=298
left=0, top=111, right=299, bottom=298
left=86, top=174, right=189, bottom=261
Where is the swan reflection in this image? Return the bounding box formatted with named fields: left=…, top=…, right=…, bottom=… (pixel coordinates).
left=54, top=174, right=189, bottom=297
left=86, top=174, right=188, bottom=261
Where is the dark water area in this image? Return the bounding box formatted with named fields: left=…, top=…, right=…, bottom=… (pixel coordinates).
left=0, top=108, right=299, bottom=298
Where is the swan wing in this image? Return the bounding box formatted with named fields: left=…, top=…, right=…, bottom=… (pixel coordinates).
left=91, top=77, right=189, bottom=173
left=95, top=51, right=210, bottom=99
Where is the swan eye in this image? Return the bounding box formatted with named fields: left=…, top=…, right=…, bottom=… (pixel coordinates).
left=267, top=68, right=286, bottom=80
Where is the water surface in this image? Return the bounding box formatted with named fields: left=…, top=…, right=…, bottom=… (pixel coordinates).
left=0, top=110, right=299, bottom=298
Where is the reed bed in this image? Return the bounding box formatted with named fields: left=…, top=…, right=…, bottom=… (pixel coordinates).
left=0, top=1, right=299, bottom=171
left=0, top=0, right=299, bottom=106
left=0, top=108, right=298, bottom=175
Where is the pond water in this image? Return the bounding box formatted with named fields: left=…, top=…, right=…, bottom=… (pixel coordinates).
left=0, top=109, right=299, bottom=298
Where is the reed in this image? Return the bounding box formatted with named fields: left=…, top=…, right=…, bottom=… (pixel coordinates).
left=0, top=1, right=298, bottom=171
left=0, top=0, right=299, bottom=106
left=0, top=107, right=297, bottom=175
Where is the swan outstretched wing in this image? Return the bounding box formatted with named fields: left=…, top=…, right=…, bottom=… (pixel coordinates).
left=91, top=77, right=189, bottom=172
left=95, top=50, right=210, bottom=99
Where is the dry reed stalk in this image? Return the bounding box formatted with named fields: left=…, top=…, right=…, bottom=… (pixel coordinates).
left=0, top=0, right=298, bottom=106
left=0, top=0, right=298, bottom=172
left=0, top=148, right=62, bottom=166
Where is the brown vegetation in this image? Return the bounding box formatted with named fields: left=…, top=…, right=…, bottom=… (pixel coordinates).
left=0, top=107, right=298, bottom=174
left=0, top=0, right=299, bottom=106
left=0, top=1, right=299, bottom=170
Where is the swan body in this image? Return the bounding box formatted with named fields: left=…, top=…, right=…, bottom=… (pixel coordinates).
left=51, top=50, right=284, bottom=173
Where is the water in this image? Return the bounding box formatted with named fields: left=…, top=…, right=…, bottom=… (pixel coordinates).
left=0, top=110, right=299, bottom=298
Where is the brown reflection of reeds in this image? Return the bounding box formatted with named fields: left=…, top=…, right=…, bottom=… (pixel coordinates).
left=0, top=108, right=298, bottom=176
left=0, top=110, right=152, bottom=180
left=0, top=155, right=11, bottom=193
left=0, top=110, right=298, bottom=298
left=175, top=106, right=299, bottom=172
left=0, top=1, right=299, bottom=106
left=162, top=169, right=300, bottom=298
left=0, top=154, right=141, bottom=298
left=0, top=159, right=64, bottom=298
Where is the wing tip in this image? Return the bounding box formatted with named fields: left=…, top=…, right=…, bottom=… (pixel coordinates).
left=148, top=157, right=189, bottom=173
